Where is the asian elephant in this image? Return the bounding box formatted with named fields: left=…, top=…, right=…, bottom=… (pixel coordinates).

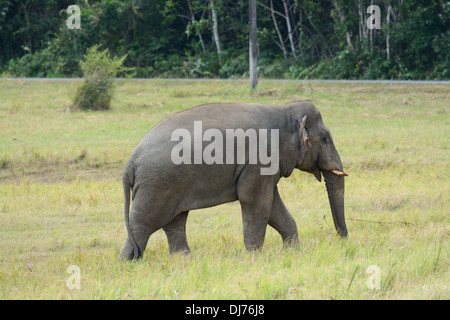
left=119, top=101, right=348, bottom=260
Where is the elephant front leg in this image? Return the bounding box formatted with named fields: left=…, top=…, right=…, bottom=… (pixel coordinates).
left=237, top=170, right=275, bottom=251
left=268, top=186, right=299, bottom=247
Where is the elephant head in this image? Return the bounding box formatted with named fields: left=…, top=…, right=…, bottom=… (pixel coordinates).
left=291, top=102, right=348, bottom=238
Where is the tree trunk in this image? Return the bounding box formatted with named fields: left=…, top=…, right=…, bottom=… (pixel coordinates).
left=188, top=0, right=205, bottom=53
left=386, top=2, right=392, bottom=60
left=209, top=0, right=222, bottom=58
left=20, top=0, right=32, bottom=53
left=270, top=0, right=287, bottom=58
left=357, top=0, right=368, bottom=41
left=249, top=0, right=258, bottom=92
left=282, top=0, right=298, bottom=60
left=302, top=4, right=334, bottom=58
left=369, top=0, right=374, bottom=50
left=332, top=0, right=355, bottom=55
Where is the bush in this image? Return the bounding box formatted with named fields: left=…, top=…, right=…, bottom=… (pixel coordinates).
left=73, top=45, right=134, bottom=111
left=219, top=50, right=249, bottom=78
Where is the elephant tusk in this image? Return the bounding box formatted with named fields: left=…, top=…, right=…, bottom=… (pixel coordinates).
left=331, top=170, right=348, bottom=177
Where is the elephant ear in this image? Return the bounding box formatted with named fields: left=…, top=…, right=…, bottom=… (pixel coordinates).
left=298, top=115, right=312, bottom=150
left=296, top=115, right=322, bottom=182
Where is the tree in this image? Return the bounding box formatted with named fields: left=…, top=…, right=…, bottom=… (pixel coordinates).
left=269, top=0, right=287, bottom=58
left=249, top=0, right=258, bottom=91
left=282, top=0, right=298, bottom=60
left=1, top=0, right=448, bottom=80
left=331, top=0, right=356, bottom=55
left=209, top=0, right=222, bottom=58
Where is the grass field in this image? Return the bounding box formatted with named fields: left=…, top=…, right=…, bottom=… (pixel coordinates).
left=0, top=79, right=448, bottom=299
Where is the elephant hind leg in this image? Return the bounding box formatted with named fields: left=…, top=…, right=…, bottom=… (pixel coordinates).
left=119, top=222, right=155, bottom=261
left=163, top=211, right=190, bottom=254
left=120, top=197, right=175, bottom=260
left=120, top=235, right=139, bottom=261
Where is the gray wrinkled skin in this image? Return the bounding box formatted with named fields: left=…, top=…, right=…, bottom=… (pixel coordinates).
left=120, top=101, right=347, bottom=260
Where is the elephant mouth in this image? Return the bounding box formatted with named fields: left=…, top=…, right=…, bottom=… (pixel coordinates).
left=331, top=169, right=348, bottom=177
left=311, top=169, right=348, bottom=181
left=305, top=167, right=348, bottom=182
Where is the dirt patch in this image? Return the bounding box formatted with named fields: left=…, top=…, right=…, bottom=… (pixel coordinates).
left=0, top=161, right=122, bottom=184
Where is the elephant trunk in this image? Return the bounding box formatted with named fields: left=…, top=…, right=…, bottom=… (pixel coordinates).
left=322, top=170, right=348, bottom=238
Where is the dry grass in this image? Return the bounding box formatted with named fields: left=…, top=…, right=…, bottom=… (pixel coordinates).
left=0, top=79, right=448, bottom=299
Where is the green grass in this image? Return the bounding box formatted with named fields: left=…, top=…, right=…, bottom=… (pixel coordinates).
left=0, top=79, right=448, bottom=299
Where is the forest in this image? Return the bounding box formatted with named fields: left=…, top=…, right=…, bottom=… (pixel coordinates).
left=1, top=0, right=449, bottom=80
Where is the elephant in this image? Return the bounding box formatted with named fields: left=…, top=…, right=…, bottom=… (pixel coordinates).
left=119, top=101, right=348, bottom=260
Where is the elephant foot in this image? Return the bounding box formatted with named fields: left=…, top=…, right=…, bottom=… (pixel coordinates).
left=169, top=246, right=191, bottom=255
left=244, top=243, right=264, bottom=251
left=167, top=235, right=191, bottom=254
left=119, top=237, right=141, bottom=261
left=282, top=235, right=300, bottom=248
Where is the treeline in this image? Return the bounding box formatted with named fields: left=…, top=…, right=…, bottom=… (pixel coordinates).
left=1, top=0, right=448, bottom=79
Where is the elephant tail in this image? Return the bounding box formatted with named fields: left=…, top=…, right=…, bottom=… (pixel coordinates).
left=123, top=163, right=141, bottom=259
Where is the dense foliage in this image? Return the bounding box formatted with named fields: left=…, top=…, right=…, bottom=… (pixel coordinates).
left=1, top=0, right=448, bottom=79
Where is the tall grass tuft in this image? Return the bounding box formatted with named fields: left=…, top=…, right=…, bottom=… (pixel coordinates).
left=73, top=45, right=134, bottom=111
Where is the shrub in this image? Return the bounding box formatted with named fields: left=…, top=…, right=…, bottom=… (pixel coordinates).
left=73, top=45, right=134, bottom=111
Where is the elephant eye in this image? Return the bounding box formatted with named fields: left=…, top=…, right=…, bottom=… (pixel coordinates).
left=320, top=137, right=328, bottom=145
